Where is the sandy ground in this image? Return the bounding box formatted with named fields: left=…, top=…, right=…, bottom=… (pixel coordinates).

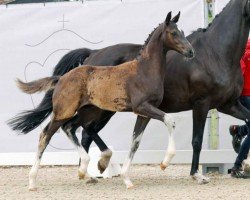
left=0, top=165, right=249, bottom=200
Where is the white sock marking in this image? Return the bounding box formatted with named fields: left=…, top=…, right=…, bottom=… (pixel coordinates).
left=161, top=114, right=176, bottom=167
left=29, top=156, right=41, bottom=190
left=63, top=127, right=90, bottom=176
left=121, top=131, right=143, bottom=188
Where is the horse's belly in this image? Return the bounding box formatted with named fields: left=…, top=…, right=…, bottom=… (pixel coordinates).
left=88, top=84, right=130, bottom=112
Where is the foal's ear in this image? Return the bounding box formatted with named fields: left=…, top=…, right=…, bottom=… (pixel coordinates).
left=172, top=11, right=181, bottom=23
left=165, top=11, right=172, bottom=25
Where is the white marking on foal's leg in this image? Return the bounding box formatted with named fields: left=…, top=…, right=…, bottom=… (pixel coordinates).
left=160, top=114, right=176, bottom=170
left=161, top=128, right=176, bottom=170
left=121, top=132, right=143, bottom=189
left=29, top=155, right=41, bottom=191
left=62, top=127, right=93, bottom=181
left=98, top=149, right=112, bottom=174
left=163, top=114, right=175, bottom=133
left=121, top=158, right=133, bottom=189
left=192, top=171, right=210, bottom=184
left=77, top=146, right=90, bottom=179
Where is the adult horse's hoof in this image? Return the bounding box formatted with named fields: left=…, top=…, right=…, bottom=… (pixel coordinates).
left=78, top=170, right=86, bottom=180
left=192, top=172, right=210, bottom=184
left=160, top=162, right=168, bottom=171
left=197, top=177, right=210, bottom=184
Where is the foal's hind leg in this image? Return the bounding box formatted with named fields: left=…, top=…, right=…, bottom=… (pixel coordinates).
left=121, top=116, right=150, bottom=189
left=79, top=107, right=114, bottom=173
left=29, top=119, right=63, bottom=191
left=61, top=118, right=98, bottom=183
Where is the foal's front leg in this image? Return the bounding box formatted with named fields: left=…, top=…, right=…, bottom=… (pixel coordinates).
left=121, top=116, right=150, bottom=188
left=134, top=102, right=176, bottom=169
left=160, top=124, right=176, bottom=170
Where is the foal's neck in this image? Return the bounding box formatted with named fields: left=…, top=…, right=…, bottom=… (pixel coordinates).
left=138, top=30, right=168, bottom=79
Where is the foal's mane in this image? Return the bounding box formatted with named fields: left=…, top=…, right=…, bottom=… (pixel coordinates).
left=141, top=24, right=160, bottom=50
left=137, top=23, right=162, bottom=58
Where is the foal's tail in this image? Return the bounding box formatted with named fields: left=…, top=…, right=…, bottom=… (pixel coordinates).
left=8, top=48, right=93, bottom=134
left=7, top=76, right=59, bottom=134
left=16, top=76, right=60, bottom=94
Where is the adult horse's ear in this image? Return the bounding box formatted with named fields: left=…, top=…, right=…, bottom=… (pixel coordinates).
left=165, top=11, right=172, bottom=25
left=172, top=11, right=181, bottom=23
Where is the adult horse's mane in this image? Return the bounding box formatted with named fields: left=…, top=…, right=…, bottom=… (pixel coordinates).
left=140, top=0, right=232, bottom=53
left=189, top=0, right=232, bottom=37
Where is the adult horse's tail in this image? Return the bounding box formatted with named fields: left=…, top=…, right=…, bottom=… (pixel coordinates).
left=7, top=48, right=94, bottom=134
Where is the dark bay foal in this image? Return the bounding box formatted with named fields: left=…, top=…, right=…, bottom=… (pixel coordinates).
left=9, top=12, right=194, bottom=190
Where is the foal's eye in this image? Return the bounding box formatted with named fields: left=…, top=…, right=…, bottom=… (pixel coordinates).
left=171, top=32, right=177, bottom=37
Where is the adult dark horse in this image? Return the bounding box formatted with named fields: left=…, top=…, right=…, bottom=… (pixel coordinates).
left=9, top=0, right=250, bottom=184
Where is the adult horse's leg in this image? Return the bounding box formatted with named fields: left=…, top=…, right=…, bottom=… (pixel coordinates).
left=190, top=103, right=210, bottom=184
left=121, top=116, right=150, bottom=189
left=29, top=118, right=64, bottom=191
left=218, top=99, right=250, bottom=121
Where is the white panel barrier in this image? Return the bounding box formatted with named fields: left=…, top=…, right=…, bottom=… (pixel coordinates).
left=0, top=0, right=242, bottom=165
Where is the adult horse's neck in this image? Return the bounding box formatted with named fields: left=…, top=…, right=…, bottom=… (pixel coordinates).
left=205, top=0, right=250, bottom=65
left=137, top=25, right=167, bottom=79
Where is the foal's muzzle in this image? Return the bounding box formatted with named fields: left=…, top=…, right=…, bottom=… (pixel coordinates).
left=185, top=48, right=195, bottom=59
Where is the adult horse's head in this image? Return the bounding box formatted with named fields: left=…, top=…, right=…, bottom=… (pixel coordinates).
left=162, top=11, right=195, bottom=58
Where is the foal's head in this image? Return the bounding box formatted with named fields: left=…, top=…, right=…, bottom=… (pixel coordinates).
left=161, top=12, right=195, bottom=58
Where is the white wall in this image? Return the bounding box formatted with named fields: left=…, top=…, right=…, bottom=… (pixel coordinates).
left=0, top=0, right=241, bottom=158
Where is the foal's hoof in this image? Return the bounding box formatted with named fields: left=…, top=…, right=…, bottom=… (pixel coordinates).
left=160, top=162, right=168, bottom=171
left=28, top=187, right=38, bottom=191
left=98, top=161, right=106, bottom=174
left=126, top=184, right=135, bottom=189
left=97, top=149, right=112, bottom=174
left=78, top=170, right=85, bottom=180
left=86, top=177, right=98, bottom=184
